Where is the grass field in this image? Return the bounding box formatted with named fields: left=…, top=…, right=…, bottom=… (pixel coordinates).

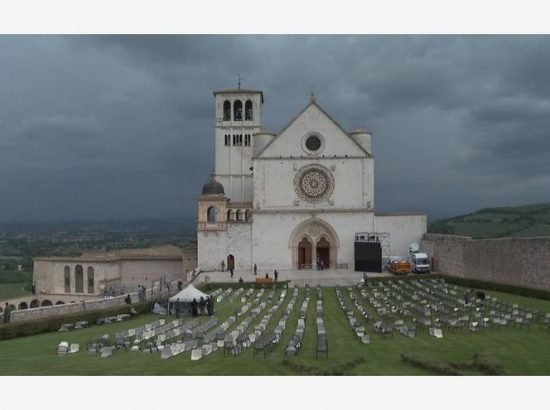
left=428, top=202, right=550, bottom=238
left=0, top=282, right=31, bottom=300
left=0, top=280, right=549, bottom=375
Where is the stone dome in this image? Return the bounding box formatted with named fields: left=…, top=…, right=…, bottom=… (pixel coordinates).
left=201, top=172, right=225, bottom=195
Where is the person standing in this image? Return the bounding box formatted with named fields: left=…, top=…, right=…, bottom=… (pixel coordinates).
left=274, top=270, right=278, bottom=282
left=230, top=267, right=234, bottom=278
left=3, top=302, right=10, bottom=324
left=209, top=295, right=215, bottom=315
left=175, top=298, right=181, bottom=318
left=221, top=260, right=225, bottom=272
left=191, top=298, right=198, bottom=317
left=207, top=296, right=213, bottom=316
left=177, top=279, right=183, bottom=292
left=254, top=264, right=257, bottom=276
left=199, top=296, right=206, bottom=316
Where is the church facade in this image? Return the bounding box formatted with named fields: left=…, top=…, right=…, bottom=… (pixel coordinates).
left=197, top=88, right=426, bottom=272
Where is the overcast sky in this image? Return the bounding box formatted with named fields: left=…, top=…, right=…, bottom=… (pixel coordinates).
left=1, top=35, right=549, bottom=223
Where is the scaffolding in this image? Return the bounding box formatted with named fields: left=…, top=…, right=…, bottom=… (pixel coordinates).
left=354, top=232, right=391, bottom=266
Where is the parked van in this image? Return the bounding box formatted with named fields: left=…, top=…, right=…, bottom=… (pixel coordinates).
left=409, top=252, right=430, bottom=273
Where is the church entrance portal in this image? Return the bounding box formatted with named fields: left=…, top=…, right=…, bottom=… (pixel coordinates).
left=226, top=254, right=235, bottom=271
left=316, top=237, right=330, bottom=269
left=297, top=238, right=313, bottom=269
left=290, top=218, right=339, bottom=270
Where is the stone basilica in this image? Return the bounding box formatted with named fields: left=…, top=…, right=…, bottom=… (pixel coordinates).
left=197, top=88, right=426, bottom=273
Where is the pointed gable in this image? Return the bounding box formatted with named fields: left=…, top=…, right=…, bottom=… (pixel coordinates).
left=257, top=101, right=371, bottom=159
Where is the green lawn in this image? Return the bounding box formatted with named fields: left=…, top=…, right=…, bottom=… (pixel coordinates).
left=0, top=282, right=31, bottom=300
left=0, top=280, right=549, bottom=375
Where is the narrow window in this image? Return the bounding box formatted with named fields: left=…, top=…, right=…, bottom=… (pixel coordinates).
left=207, top=206, right=217, bottom=223
left=225, top=134, right=230, bottom=146
left=245, top=100, right=253, bottom=120
left=87, top=266, right=94, bottom=294
left=223, top=100, right=231, bottom=121
left=234, top=100, right=242, bottom=121
left=75, top=265, right=84, bottom=293
left=64, top=266, right=71, bottom=293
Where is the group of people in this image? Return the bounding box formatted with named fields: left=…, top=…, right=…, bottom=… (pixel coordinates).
left=137, top=284, right=147, bottom=302
left=228, top=263, right=280, bottom=283
left=190, top=296, right=214, bottom=317
left=263, top=270, right=279, bottom=281
left=316, top=256, right=325, bottom=271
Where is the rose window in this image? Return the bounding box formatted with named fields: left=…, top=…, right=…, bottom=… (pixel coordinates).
left=294, top=165, right=334, bottom=202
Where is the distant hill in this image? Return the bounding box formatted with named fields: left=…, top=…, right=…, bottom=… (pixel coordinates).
left=428, top=203, right=550, bottom=239
left=0, top=216, right=197, bottom=233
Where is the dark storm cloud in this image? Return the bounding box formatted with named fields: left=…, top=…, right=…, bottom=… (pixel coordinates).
left=1, top=35, right=550, bottom=222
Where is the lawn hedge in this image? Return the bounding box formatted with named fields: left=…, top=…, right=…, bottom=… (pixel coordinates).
left=450, top=352, right=506, bottom=376
left=0, top=301, right=154, bottom=341
left=400, top=353, right=463, bottom=376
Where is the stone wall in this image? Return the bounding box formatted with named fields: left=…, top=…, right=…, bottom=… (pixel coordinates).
left=375, top=214, right=427, bottom=258
left=421, top=234, right=550, bottom=290
left=8, top=292, right=131, bottom=323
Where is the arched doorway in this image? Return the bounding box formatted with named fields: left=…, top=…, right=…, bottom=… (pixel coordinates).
left=75, top=265, right=84, bottom=293
left=289, top=218, right=339, bottom=270
left=18, top=302, right=28, bottom=310
left=316, top=237, right=330, bottom=269
left=56, top=301, right=65, bottom=305
left=297, top=237, right=313, bottom=269
left=41, top=300, right=52, bottom=307
left=30, top=299, right=39, bottom=309
left=227, top=254, right=235, bottom=271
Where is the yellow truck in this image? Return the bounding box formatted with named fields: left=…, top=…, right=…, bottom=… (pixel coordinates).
left=388, top=258, right=411, bottom=275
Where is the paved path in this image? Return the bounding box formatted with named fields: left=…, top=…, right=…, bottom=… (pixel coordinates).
left=194, top=268, right=392, bottom=287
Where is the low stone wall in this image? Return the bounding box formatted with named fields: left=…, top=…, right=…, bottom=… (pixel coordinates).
left=6, top=272, right=201, bottom=323
left=422, top=234, right=550, bottom=291
left=9, top=292, right=134, bottom=323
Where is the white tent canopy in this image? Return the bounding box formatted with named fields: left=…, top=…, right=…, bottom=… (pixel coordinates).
left=169, top=284, right=209, bottom=303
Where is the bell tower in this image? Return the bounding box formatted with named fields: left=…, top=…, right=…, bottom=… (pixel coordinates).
left=213, top=86, right=263, bottom=202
